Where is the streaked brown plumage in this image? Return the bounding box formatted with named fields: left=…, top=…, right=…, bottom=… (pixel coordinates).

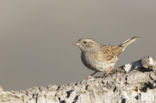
left=75, top=36, right=139, bottom=79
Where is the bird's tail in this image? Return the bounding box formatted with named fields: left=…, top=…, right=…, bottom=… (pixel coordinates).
left=119, top=36, right=139, bottom=51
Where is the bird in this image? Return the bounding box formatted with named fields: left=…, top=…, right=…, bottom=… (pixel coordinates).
left=74, top=36, right=139, bottom=79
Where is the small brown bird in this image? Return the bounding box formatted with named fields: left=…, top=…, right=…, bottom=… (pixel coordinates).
left=75, top=36, right=139, bottom=79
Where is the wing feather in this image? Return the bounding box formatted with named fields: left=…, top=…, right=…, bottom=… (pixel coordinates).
left=93, top=45, right=122, bottom=63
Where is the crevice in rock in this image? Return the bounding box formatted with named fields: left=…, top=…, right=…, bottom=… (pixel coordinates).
left=135, top=93, right=141, bottom=100
left=58, top=96, right=66, bottom=103
left=85, top=85, right=89, bottom=90
left=140, top=82, right=153, bottom=92
left=32, top=93, right=38, bottom=103
left=121, top=98, right=126, bottom=103
left=66, top=90, right=73, bottom=98
left=138, top=67, right=153, bottom=72
left=113, top=86, right=117, bottom=92
left=60, top=100, right=65, bottom=103
left=72, top=95, right=79, bottom=103
left=57, top=86, right=61, bottom=91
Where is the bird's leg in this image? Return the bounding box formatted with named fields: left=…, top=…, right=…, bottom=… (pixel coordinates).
left=86, top=71, right=97, bottom=80
left=102, top=66, right=114, bottom=78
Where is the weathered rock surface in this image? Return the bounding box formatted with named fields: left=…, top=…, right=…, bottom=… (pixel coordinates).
left=0, top=56, right=156, bottom=103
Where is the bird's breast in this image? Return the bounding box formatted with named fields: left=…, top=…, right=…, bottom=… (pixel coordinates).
left=81, top=52, right=115, bottom=72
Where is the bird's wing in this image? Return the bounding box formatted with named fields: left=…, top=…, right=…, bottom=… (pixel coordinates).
left=93, top=45, right=122, bottom=63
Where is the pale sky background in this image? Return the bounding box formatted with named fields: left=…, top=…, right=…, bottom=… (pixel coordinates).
left=0, top=0, right=155, bottom=90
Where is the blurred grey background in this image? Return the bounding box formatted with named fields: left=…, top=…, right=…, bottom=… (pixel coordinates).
left=0, top=0, right=155, bottom=90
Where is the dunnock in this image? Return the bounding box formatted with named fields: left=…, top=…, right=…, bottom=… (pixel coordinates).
left=75, top=36, right=139, bottom=79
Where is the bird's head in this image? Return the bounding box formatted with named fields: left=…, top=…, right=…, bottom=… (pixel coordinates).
left=74, top=38, right=101, bottom=52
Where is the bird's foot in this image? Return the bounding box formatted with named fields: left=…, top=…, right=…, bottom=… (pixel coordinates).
left=86, top=75, right=93, bottom=80
left=101, top=66, right=114, bottom=78
left=100, top=73, right=105, bottom=78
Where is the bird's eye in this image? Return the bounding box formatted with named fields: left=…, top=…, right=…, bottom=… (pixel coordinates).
left=83, top=41, right=87, bottom=44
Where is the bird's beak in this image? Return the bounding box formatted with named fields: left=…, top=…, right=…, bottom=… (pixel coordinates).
left=72, top=42, right=80, bottom=46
